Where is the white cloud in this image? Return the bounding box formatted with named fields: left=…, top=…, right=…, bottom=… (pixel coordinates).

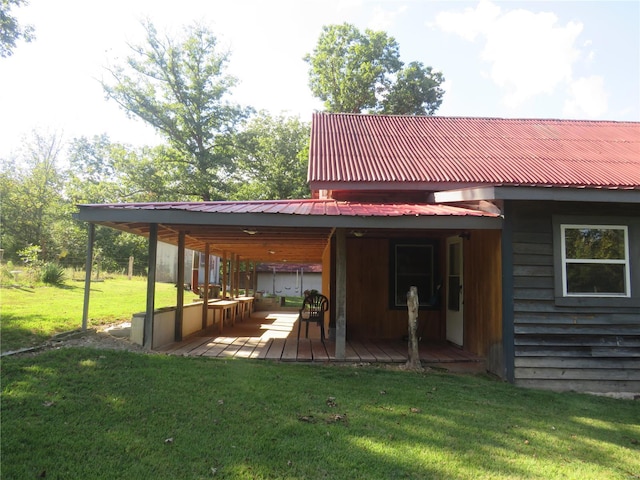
left=368, top=5, right=408, bottom=31
left=434, top=0, right=588, bottom=109
left=434, top=0, right=500, bottom=41
left=563, top=76, right=608, bottom=118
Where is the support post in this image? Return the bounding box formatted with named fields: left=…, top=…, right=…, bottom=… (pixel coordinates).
left=81, top=223, right=95, bottom=331
left=201, top=244, right=210, bottom=330
left=175, top=231, right=185, bottom=342
left=335, top=228, right=347, bottom=360
left=222, top=252, right=228, bottom=299
left=144, top=224, right=158, bottom=350
left=406, top=286, right=422, bottom=370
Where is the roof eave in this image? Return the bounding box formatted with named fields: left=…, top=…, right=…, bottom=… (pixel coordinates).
left=432, top=186, right=640, bottom=204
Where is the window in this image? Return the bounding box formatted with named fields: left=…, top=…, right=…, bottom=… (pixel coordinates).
left=560, top=225, right=630, bottom=297
left=390, top=240, right=438, bottom=308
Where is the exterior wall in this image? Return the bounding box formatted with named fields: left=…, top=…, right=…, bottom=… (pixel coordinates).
left=464, top=230, right=503, bottom=374
left=343, top=232, right=502, bottom=351
left=507, top=201, right=640, bottom=394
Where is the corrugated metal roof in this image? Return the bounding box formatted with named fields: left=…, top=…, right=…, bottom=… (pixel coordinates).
left=309, top=113, right=640, bottom=189
left=84, top=198, right=497, bottom=218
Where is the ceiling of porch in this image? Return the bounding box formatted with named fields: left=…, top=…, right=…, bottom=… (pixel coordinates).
left=102, top=221, right=334, bottom=263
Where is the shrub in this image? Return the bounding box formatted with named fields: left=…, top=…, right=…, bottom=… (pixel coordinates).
left=40, top=263, right=65, bottom=285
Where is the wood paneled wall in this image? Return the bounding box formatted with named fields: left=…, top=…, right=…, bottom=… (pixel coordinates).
left=342, top=232, right=502, bottom=352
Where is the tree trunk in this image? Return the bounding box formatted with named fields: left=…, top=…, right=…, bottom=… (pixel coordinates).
left=406, top=286, right=422, bottom=370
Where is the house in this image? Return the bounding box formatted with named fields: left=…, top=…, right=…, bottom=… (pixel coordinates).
left=75, top=113, right=640, bottom=395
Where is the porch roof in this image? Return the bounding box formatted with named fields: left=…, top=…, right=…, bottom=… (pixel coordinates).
left=75, top=198, right=501, bottom=263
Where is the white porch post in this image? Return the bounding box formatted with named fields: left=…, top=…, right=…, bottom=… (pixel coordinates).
left=335, top=228, right=347, bottom=359
left=143, top=224, right=158, bottom=350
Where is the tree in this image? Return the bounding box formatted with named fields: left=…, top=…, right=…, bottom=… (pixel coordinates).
left=232, top=112, right=310, bottom=200
left=0, top=0, right=34, bottom=57
left=304, top=23, right=444, bottom=115
left=0, top=131, right=66, bottom=263
left=67, top=134, right=179, bottom=204
left=102, top=21, right=251, bottom=201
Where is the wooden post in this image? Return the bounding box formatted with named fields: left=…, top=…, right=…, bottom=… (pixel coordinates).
left=128, top=256, right=134, bottom=280
left=201, top=244, right=210, bottom=329
left=406, top=286, right=422, bottom=370
left=144, top=224, right=158, bottom=350
left=81, top=223, right=95, bottom=331
left=335, top=228, right=347, bottom=360
left=175, top=231, right=185, bottom=342
left=222, top=252, right=228, bottom=299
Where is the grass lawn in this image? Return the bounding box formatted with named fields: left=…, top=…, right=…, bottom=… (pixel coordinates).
left=1, top=348, right=639, bottom=479
left=1, top=275, right=199, bottom=352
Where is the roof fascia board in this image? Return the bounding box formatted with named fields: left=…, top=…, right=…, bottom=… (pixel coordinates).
left=74, top=207, right=502, bottom=230
left=309, top=181, right=476, bottom=191
left=433, top=186, right=640, bottom=203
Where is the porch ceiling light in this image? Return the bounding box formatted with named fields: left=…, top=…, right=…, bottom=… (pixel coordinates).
left=243, top=229, right=258, bottom=235
left=351, top=230, right=366, bottom=238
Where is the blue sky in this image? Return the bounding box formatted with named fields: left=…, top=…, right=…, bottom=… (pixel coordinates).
left=1, top=0, right=638, bottom=157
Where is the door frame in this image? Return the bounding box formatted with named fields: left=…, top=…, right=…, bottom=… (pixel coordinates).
left=446, top=236, right=464, bottom=346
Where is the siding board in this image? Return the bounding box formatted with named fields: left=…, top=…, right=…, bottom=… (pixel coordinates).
left=509, top=200, right=640, bottom=394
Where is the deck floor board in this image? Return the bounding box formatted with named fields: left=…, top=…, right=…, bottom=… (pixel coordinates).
left=158, top=311, right=484, bottom=370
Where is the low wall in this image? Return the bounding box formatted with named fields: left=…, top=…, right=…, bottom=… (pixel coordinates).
left=131, top=302, right=213, bottom=350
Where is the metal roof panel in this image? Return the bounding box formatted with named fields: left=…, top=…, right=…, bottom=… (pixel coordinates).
left=309, top=113, right=640, bottom=189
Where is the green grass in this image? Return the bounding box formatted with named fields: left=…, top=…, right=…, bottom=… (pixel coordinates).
left=1, top=349, right=638, bottom=479
left=1, top=276, right=199, bottom=352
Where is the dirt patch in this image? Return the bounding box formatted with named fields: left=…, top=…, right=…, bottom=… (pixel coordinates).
left=2, top=324, right=147, bottom=358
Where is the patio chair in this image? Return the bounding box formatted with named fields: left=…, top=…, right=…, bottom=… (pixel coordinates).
left=297, top=293, right=329, bottom=343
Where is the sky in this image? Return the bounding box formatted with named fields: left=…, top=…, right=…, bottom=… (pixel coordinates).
left=1, top=0, right=639, bottom=158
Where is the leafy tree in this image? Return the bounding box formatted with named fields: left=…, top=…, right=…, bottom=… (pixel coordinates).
left=304, top=23, right=444, bottom=115
left=102, top=21, right=251, bottom=201
left=0, top=131, right=66, bottom=263
left=232, top=112, right=310, bottom=200
left=67, top=134, right=178, bottom=204
left=0, top=0, right=34, bottom=57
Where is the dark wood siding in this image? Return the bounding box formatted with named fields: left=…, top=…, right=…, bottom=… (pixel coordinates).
left=508, top=201, right=640, bottom=393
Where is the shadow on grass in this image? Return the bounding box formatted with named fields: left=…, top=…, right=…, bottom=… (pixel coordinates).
left=1, top=350, right=638, bottom=479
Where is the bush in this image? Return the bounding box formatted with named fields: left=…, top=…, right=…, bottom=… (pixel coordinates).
left=40, top=263, right=65, bottom=285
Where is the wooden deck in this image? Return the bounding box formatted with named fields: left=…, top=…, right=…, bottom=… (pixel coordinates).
left=157, top=311, right=485, bottom=372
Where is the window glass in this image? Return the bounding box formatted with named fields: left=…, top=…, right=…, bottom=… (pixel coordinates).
left=392, top=243, right=435, bottom=307
left=562, top=225, right=629, bottom=297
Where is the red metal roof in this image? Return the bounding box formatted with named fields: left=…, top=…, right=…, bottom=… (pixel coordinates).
left=85, top=198, right=498, bottom=218
left=309, top=113, right=640, bottom=189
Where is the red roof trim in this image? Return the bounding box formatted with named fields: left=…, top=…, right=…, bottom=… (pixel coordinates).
left=80, top=199, right=499, bottom=218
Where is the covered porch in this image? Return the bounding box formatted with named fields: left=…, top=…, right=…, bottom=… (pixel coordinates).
left=156, top=309, right=484, bottom=371
left=74, top=199, right=502, bottom=369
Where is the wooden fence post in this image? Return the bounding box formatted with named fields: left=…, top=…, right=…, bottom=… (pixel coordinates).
left=128, top=256, right=134, bottom=280
left=406, top=286, right=422, bottom=370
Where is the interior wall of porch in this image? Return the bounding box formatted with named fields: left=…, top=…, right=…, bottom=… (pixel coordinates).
left=343, top=231, right=504, bottom=360
left=344, top=236, right=445, bottom=341
left=463, top=229, right=503, bottom=364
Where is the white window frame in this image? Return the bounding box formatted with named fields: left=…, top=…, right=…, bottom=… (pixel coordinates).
left=560, top=224, right=631, bottom=298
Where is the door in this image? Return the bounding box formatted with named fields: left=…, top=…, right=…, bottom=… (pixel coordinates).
left=446, top=236, right=464, bottom=346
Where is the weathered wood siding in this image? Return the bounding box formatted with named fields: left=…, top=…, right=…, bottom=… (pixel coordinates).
left=508, top=201, right=640, bottom=393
